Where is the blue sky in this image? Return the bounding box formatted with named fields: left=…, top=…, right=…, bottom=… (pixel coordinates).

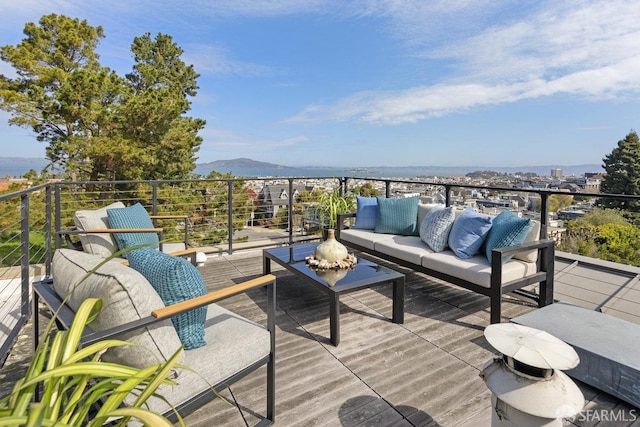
left=1, top=0, right=639, bottom=169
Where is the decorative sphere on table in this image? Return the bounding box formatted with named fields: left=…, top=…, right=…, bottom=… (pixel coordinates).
left=314, top=229, right=348, bottom=263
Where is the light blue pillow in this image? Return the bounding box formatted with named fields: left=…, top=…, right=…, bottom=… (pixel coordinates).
left=419, top=206, right=456, bottom=252
left=107, top=203, right=159, bottom=258
left=353, top=196, right=378, bottom=230
left=127, top=248, right=207, bottom=350
left=484, top=210, right=531, bottom=264
left=448, top=209, right=493, bottom=259
left=375, top=196, right=419, bottom=236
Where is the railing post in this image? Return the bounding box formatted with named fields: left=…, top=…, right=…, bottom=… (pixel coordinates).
left=385, top=180, right=391, bottom=198
left=227, top=180, right=234, bottom=255
left=539, top=191, right=549, bottom=239
left=151, top=182, right=158, bottom=215
left=445, top=185, right=452, bottom=207
left=20, top=193, right=31, bottom=318
left=45, top=185, right=52, bottom=277
left=288, top=179, right=294, bottom=245
left=54, top=183, right=62, bottom=250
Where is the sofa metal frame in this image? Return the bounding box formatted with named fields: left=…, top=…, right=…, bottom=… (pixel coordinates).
left=337, top=212, right=555, bottom=323
left=32, top=273, right=277, bottom=425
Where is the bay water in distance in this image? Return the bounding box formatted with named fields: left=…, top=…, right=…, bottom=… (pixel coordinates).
left=1, top=157, right=602, bottom=179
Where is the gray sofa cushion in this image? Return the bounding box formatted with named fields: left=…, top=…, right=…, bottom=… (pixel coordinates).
left=512, top=219, right=541, bottom=263
left=340, top=228, right=395, bottom=250
left=421, top=251, right=537, bottom=288
left=52, top=249, right=184, bottom=369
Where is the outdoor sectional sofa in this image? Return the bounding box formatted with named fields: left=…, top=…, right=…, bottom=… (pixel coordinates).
left=336, top=197, right=555, bottom=323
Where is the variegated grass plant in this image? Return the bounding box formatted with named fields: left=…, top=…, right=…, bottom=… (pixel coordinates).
left=0, top=247, right=187, bottom=426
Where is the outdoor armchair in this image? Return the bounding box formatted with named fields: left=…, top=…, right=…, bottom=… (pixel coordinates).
left=33, top=248, right=276, bottom=425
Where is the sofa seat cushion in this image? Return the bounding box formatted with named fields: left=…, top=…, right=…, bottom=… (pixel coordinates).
left=374, top=235, right=433, bottom=265
left=132, top=302, right=271, bottom=415
left=52, top=249, right=183, bottom=370
left=340, top=228, right=395, bottom=251
left=421, top=251, right=538, bottom=288
left=73, top=201, right=126, bottom=257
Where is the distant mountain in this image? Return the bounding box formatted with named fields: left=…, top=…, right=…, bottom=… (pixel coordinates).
left=197, top=158, right=292, bottom=170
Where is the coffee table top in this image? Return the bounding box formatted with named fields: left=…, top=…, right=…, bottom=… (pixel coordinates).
left=264, top=243, right=403, bottom=292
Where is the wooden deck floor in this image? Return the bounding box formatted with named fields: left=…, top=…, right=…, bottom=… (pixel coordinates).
left=183, top=249, right=640, bottom=427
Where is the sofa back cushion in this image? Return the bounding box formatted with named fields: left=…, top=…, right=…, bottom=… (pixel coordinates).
left=52, top=249, right=183, bottom=370
left=512, top=219, right=541, bottom=263
left=73, top=202, right=125, bottom=258
left=375, top=196, right=419, bottom=236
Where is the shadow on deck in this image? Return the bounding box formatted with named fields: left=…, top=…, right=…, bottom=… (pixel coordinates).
left=185, top=250, right=639, bottom=426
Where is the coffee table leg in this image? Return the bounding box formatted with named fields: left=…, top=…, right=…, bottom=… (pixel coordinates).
left=329, top=293, right=340, bottom=346
left=392, top=276, right=405, bottom=324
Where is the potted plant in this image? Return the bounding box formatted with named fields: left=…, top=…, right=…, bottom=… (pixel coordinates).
left=318, top=189, right=356, bottom=236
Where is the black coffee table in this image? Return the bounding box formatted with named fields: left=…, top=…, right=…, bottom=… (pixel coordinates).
left=263, top=243, right=405, bottom=346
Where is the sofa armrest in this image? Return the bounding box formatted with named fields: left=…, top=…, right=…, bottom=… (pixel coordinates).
left=152, top=274, right=276, bottom=319
left=491, top=238, right=555, bottom=258
left=336, top=212, right=357, bottom=239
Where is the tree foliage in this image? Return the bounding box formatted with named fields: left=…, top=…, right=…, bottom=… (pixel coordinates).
left=600, top=130, right=640, bottom=211
left=559, top=208, right=640, bottom=266
left=0, top=14, right=205, bottom=182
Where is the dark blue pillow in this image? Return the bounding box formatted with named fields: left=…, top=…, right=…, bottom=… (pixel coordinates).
left=353, top=196, right=378, bottom=230
left=448, top=209, right=493, bottom=259
left=374, top=196, right=419, bottom=236
left=107, top=203, right=159, bottom=258
left=484, top=210, right=531, bottom=264
left=127, top=248, right=207, bottom=350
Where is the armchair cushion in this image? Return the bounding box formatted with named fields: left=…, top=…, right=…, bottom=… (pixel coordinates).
left=127, top=248, right=207, bottom=349
left=107, top=202, right=159, bottom=257
left=73, top=201, right=125, bottom=257
left=52, top=249, right=183, bottom=370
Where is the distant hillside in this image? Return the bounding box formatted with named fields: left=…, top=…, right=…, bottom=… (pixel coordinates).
left=197, top=158, right=291, bottom=170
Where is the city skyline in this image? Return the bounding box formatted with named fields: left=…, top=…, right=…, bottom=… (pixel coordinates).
left=1, top=0, right=639, bottom=168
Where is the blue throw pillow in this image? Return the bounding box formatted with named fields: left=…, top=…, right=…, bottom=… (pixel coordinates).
left=353, top=196, right=378, bottom=230
left=484, top=210, right=531, bottom=264
left=419, top=206, right=456, bottom=252
left=448, top=209, right=493, bottom=259
left=375, top=196, right=419, bottom=236
left=127, top=248, right=207, bottom=350
left=107, top=203, right=159, bottom=258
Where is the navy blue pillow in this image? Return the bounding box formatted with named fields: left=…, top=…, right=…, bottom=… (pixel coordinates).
left=353, top=196, right=378, bottom=230
left=127, top=248, right=207, bottom=350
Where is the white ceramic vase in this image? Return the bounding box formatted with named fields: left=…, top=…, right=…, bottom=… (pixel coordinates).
left=314, top=229, right=348, bottom=263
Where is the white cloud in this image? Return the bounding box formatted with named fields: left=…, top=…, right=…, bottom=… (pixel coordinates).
left=183, top=44, right=276, bottom=77
left=288, top=0, right=640, bottom=125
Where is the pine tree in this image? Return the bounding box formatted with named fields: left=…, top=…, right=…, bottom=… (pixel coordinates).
left=600, top=131, right=640, bottom=211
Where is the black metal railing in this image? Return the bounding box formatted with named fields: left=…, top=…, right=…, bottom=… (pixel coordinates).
left=1, top=175, right=638, bottom=363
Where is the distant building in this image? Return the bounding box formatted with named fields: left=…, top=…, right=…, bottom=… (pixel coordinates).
left=550, top=168, right=562, bottom=178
